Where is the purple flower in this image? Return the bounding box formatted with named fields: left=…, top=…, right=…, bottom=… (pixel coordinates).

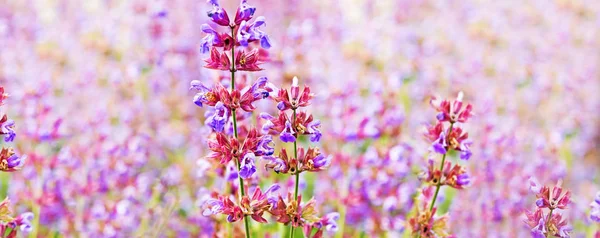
left=154, top=10, right=168, bottom=18
left=323, top=212, right=340, bottom=231
left=431, top=131, right=447, bottom=154
left=200, top=24, right=223, bottom=54
left=531, top=229, right=545, bottom=238
left=456, top=173, right=471, bottom=186
left=190, top=80, right=211, bottom=107
left=307, top=120, right=322, bottom=142
left=531, top=216, right=546, bottom=236
left=591, top=192, right=600, bottom=222
left=1, top=119, right=15, bottom=142
left=205, top=102, right=229, bottom=132
left=312, top=154, right=329, bottom=169
left=261, top=120, right=274, bottom=135
left=227, top=163, right=239, bottom=181
left=237, top=17, right=271, bottom=49
left=436, top=112, right=445, bottom=121
left=280, top=121, right=295, bottom=143
left=535, top=198, right=544, bottom=207
left=263, top=155, right=286, bottom=173
left=432, top=142, right=446, bottom=154
left=239, top=153, right=257, bottom=179
left=459, top=140, right=472, bottom=160
left=276, top=101, right=286, bottom=111
left=528, top=177, right=542, bottom=193
left=234, top=0, right=256, bottom=25
left=558, top=225, right=572, bottom=238
left=207, top=0, right=230, bottom=26
left=244, top=76, right=271, bottom=100
left=256, top=135, right=274, bottom=156
left=202, top=199, right=224, bottom=216
left=264, top=184, right=280, bottom=206
left=11, top=212, right=34, bottom=232
left=0, top=148, right=24, bottom=172
left=6, top=154, right=24, bottom=170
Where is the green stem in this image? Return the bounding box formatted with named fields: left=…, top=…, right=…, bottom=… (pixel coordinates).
left=230, top=25, right=251, bottom=238
left=428, top=123, right=454, bottom=212
left=290, top=109, right=299, bottom=238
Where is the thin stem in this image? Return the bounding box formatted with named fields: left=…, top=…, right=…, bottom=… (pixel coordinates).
left=290, top=109, right=299, bottom=238
left=429, top=122, right=454, bottom=212
left=230, top=25, right=251, bottom=238
left=545, top=209, right=554, bottom=238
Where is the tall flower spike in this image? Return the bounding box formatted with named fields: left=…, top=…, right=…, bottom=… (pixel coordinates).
left=525, top=181, right=572, bottom=238
left=207, top=0, right=230, bottom=26
left=195, top=1, right=273, bottom=236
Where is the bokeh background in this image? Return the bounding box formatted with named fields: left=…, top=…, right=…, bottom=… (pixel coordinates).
left=0, top=0, right=599, bottom=237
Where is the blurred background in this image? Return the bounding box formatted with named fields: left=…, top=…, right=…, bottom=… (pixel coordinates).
left=0, top=0, right=599, bottom=237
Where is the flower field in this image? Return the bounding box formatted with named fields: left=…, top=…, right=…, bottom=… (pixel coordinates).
left=0, top=0, right=599, bottom=237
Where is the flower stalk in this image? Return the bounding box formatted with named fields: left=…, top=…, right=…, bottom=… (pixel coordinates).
left=229, top=24, right=251, bottom=238
left=429, top=122, right=454, bottom=212
left=290, top=109, right=299, bottom=238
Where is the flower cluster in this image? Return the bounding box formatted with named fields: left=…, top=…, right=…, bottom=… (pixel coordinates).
left=0, top=87, right=32, bottom=236
left=419, top=160, right=471, bottom=190
left=202, top=184, right=280, bottom=223
left=525, top=179, right=572, bottom=238
left=2, top=0, right=600, bottom=236
left=0, top=87, right=24, bottom=172
left=193, top=2, right=334, bottom=237
left=425, top=92, right=473, bottom=160
left=206, top=128, right=272, bottom=178
left=193, top=1, right=276, bottom=237
left=190, top=76, right=274, bottom=132
left=201, top=0, right=271, bottom=71
left=409, top=189, right=451, bottom=238
left=263, top=147, right=328, bottom=174
left=0, top=198, right=33, bottom=237
left=257, top=76, right=335, bottom=237
left=410, top=92, right=474, bottom=237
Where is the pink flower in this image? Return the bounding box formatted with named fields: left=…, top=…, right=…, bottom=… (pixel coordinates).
left=430, top=92, right=473, bottom=123
left=273, top=77, right=314, bottom=111
left=206, top=128, right=263, bottom=165
left=235, top=48, right=263, bottom=71
left=204, top=47, right=231, bottom=71
left=535, top=183, right=571, bottom=210
left=0, top=87, right=7, bottom=106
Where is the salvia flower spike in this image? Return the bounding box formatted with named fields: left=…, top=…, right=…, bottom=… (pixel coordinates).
left=410, top=92, right=474, bottom=237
